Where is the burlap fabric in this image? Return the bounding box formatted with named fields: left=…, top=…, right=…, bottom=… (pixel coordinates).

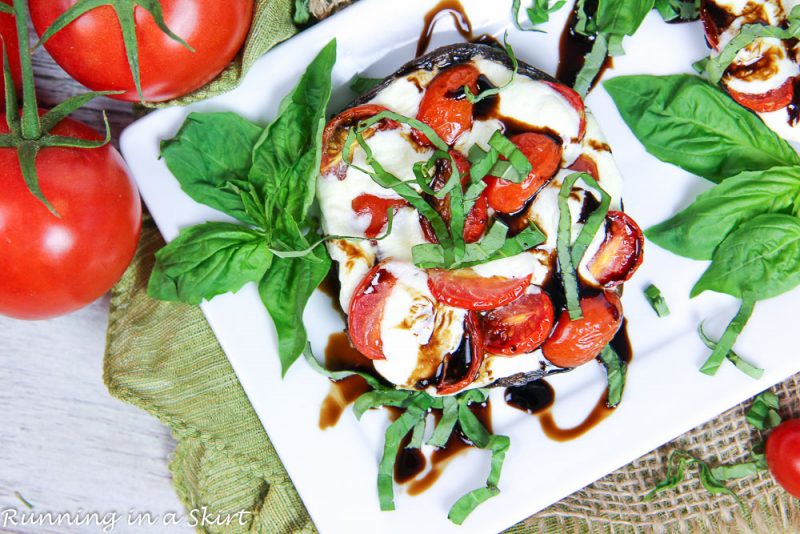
left=105, top=1, right=800, bottom=531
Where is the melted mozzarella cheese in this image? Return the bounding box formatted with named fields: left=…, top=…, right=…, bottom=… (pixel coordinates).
left=368, top=77, right=423, bottom=116
left=319, top=53, right=627, bottom=391
left=724, top=38, right=799, bottom=95
left=758, top=107, right=800, bottom=141
left=374, top=262, right=466, bottom=388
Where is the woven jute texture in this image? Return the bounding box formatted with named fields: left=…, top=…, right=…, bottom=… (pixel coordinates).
left=105, top=0, right=800, bottom=531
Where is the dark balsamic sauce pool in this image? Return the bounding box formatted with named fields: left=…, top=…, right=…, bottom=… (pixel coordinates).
left=556, top=4, right=612, bottom=92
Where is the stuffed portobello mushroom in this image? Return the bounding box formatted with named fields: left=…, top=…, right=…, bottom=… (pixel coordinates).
left=317, top=43, right=643, bottom=396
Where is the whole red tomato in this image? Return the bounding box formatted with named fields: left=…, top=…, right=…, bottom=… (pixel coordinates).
left=0, top=0, right=21, bottom=99
left=0, top=114, right=142, bottom=319
left=766, top=419, right=800, bottom=498
left=29, top=0, right=254, bottom=102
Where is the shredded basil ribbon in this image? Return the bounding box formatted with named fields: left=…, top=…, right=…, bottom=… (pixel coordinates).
left=697, top=323, right=764, bottom=379
left=744, top=391, right=781, bottom=430
left=699, top=298, right=756, bottom=376
left=644, top=283, right=670, bottom=317
left=557, top=172, right=611, bottom=320
left=465, top=34, right=518, bottom=104
left=598, top=345, right=626, bottom=407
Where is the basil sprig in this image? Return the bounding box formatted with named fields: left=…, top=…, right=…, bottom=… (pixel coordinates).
left=557, top=172, right=611, bottom=320
left=149, top=40, right=337, bottom=375
left=607, top=74, right=800, bottom=378
left=696, top=6, right=800, bottom=85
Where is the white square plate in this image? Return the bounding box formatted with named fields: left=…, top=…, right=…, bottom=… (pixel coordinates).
left=120, top=2, right=800, bottom=532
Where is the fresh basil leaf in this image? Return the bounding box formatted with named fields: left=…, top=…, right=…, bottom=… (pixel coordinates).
left=745, top=391, right=781, bottom=430
left=699, top=299, right=755, bottom=376
left=604, top=75, right=800, bottom=182
left=692, top=214, right=800, bottom=300
left=599, top=345, right=626, bottom=407
left=349, top=74, right=383, bottom=94
left=160, top=112, right=263, bottom=225
left=646, top=167, right=800, bottom=261
left=644, top=284, right=670, bottom=317
left=653, top=0, right=699, bottom=21
left=594, top=0, right=655, bottom=52
left=697, top=323, right=763, bottom=379
left=148, top=223, right=271, bottom=305
left=378, top=394, right=433, bottom=511
left=448, top=401, right=510, bottom=525
left=408, top=419, right=427, bottom=449
left=258, top=242, right=331, bottom=376
left=250, top=39, right=336, bottom=223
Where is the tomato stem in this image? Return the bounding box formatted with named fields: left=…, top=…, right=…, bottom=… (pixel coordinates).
left=11, top=0, right=41, bottom=139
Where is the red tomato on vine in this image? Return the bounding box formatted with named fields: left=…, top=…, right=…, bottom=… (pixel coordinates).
left=29, top=0, right=255, bottom=102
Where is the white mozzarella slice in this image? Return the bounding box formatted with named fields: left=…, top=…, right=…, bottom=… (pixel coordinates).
left=577, top=223, right=608, bottom=288
left=759, top=107, right=800, bottom=142
left=582, top=113, right=623, bottom=210
left=368, top=77, right=423, bottom=117
left=527, top=169, right=596, bottom=250
left=471, top=249, right=553, bottom=286
left=470, top=351, right=547, bottom=389
left=326, top=239, right=377, bottom=311
left=375, top=207, right=429, bottom=263
left=374, top=262, right=466, bottom=388
left=724, top=38, right=799, bottom=95
left=454, top=118, right=505, bottom=154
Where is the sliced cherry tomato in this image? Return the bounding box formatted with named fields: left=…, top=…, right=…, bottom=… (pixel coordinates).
left=321, top=104, right=399, bottom=179
left=485, top=132, right=562, bottom=214
left=419, top=151, right=489, bottom=243
left=727, top=77, right=795, bottom=113
left=587, top=211, right=644, bottom=288
left=348, top=262, right=397, bottom=360
left=483, top=291, right=555, bottom=355
left=414, top=64, right=480, bottom=146
left=351, top=194, right=408, bottom=238
left=766, top=419, right=800, bottom=498
left=542, top=80, right=586, bottom=140
left=437, top=311, right=484, bottom=395
left=428, top=269, right=531, bottom=311
left=568, top=154, right=599, bottom=180
left=542, top=291, right=623, bottom=368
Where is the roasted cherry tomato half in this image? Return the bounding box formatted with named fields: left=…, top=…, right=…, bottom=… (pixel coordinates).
left=568, top=154, right=599, bottom=180
left=542, top=80, right=587, bottom=140
left=419, top=151, right=489, bottom=244
left=437, top=311, right=485, bottom=395
left=766, top=419, right=800, bottom=498
left=414, top=64, right=480, bottom=146
left=351, top=194, right=408, bottom=238
left=321, top=104, right=398, bottom=179
left=428, top=269, right=531, bottom=311
left=483, top=290, right=555, bottom=355
left=542, top=291, right=623, bottom=368
left=587, top=211, right=644, bottom=288
left=485, top=132, right=562, bottom=214
left=727, top=77, right=796, bottom=113
left=348, top=261, right=397, bottom=360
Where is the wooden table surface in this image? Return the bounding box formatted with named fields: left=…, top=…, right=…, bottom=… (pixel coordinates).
left=0, top=37, right=193, bottom=534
